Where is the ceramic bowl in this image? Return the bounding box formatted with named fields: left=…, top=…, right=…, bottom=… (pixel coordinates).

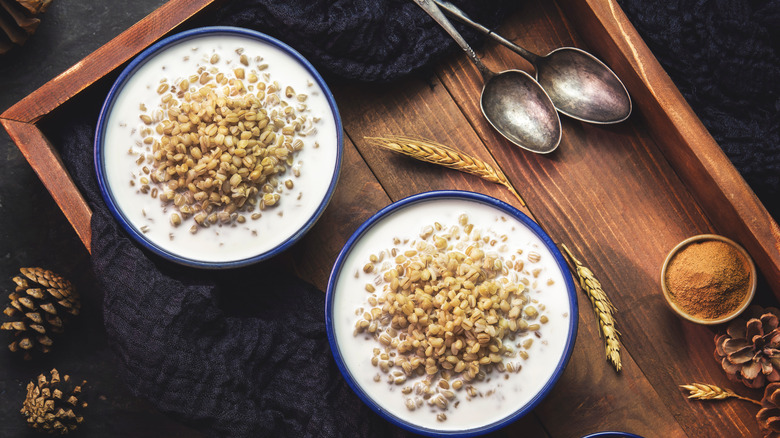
left=95, top=26, right=342, bottom=268
left=660, top=234, right=756, bottom=325
left=326, top=190, right=577, bottom=436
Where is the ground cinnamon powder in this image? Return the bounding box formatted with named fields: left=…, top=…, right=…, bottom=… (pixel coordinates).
left=665, top=240, right=751, bottom=319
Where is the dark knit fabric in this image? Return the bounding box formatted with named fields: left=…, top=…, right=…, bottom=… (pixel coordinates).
left=214, top=0, right=780, bottom=215
left=56, top=1, right=513, bottom=437
left=61, top=122, right=412, bottom=438
left=618, top=0, right=780, bottom=219
left=213, top=0, right=514, bottom=82
left=53, top=0, right=778, bottom=437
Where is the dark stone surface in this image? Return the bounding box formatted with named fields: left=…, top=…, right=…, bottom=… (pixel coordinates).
left=0, top=1, right=199, bottom=436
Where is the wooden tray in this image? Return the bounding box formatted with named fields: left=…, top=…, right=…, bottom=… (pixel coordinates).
left=3, top=0, right=780, bottom=436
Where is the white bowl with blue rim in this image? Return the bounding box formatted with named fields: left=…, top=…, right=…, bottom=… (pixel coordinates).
left=95, top=26, right=342, bottom=268
left=326, top=190, right=577, bottom=436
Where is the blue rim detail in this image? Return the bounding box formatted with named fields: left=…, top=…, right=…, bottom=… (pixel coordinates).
left=94, top=26, right=343, bottom=269
left=325, top=190, right=578, bottom=437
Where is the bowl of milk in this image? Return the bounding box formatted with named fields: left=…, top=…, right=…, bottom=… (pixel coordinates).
left=326, top=191, right=577, bottom=436
left=95, top=27, right=342, bottom=268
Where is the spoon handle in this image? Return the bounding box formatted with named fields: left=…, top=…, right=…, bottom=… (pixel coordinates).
left=412, top=0, right=493, bottom=78
left=432, top=0, right=540, bottom=64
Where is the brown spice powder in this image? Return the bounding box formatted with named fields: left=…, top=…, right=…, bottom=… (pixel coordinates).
left=665, top=240, right=751, bottom=319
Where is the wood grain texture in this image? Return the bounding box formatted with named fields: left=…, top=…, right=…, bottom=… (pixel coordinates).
left=555, top=0, right=780, bottom=300
left=433, top=0, right=764, bottom=435
left=335, top=54, right=691, bottom=435
left=282, top=130, right=555, bottom=438
left=334, top=77, right=563, bottom=436
left=336, top=78, right=531, bottom=217
left=280, top=136, right=390, bottom=292
left=0, top=0, right=215, bottom=123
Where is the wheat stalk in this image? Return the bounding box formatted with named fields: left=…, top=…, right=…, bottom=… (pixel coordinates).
left=561, top=244, right=622, bottom=372
left=363, top=136, right=526, bottom=207
left=364, top=135, right=622, bottom=372
left=680, top=383, right=761, bottom=406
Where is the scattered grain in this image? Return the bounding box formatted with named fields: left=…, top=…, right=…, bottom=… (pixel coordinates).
left=130, top=47, right=320, bottom=233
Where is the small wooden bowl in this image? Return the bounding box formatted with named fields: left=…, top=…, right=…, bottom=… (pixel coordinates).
left=660, top=234, right=757, bottom=325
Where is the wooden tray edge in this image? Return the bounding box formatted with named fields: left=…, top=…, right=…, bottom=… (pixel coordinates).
left=1, top=118, right=92, bottom=249
left=556, top=0, right=780, bottom=297
left=1, top=0, right=215, bottom=124
left=0, top=0, right=219, bottom=253
left=2, top=0, right=778, bottom=298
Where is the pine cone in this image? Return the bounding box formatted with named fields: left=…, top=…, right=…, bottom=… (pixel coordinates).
left=0, top=0, right=53, bottom=54
left=1, top=267, right=80, bottom=359
left=21, top=369, right=87, bottom=435
left=715, top=305, right=780, bottom=389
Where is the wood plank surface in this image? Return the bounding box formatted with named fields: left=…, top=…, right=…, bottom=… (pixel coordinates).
left=3, top=0, right=778, bottom=436
left=555, top=0, right=780, bottom=299
left=281, top=137, right=390, bottom=291
left=282, top=134, right=553, bottom=438
left=334, top=43, right=690, bottom=438
left=425, top=1, right=763, bottom=435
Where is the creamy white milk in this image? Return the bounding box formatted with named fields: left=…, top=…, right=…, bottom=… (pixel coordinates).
left=100, top=32, right=339, bottom=264
left=331, top=197, right=574, bottom=433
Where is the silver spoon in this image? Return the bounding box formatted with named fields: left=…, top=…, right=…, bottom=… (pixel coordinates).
left=413, top=0, right=561, bottom=154
left=433, top=0, right=632, bottom=124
